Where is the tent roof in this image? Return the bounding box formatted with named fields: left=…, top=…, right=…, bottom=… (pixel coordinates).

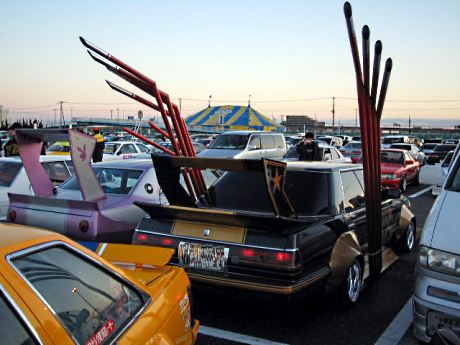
left=185, top=105, right=281, bottom=131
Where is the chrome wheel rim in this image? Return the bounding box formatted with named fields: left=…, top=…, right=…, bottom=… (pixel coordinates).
left=406, top=222, right=415, bottom=250
left=347, top=261, right=362, bottom=302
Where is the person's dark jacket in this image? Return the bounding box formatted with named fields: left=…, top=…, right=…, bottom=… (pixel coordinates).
left=92, top=133, right=105, bottom=163
left=296, top=140, right=322, bottom=161
left=4, top=138, right=19, bottom=157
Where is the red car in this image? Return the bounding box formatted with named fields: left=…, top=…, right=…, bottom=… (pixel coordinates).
left=380, top=149, right=420, bottom=192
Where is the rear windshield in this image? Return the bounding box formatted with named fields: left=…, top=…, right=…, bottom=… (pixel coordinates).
left=208, top=135, right=249, bottom=150
left=10, top=245, right=147, bottom=345
left=381, top=151, right=404, bottom=165
left=0, top=161, right=22, bottom=187
left=60, top=167, right=143, bottom=195
left=47, top=142, right=70, bottom=153
left=206, top=170, right=330, bottom=216
left=423, top=144, right=437, bottom=149
left=390, top=144, right=410, bottom=150
left=383, top=137, right=405, bottom=144
left=434, top=145, right=457, bottom=152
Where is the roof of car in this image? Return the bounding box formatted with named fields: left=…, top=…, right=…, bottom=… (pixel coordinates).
left=221, top=131, right=280, bottom=135
left=0, top=155, right=71, bottom=163
left=105, top=141, right=145, bottom=145
left=286, top=161, right=361, bottom=172
left=92, top=158, right=153, bottom=169
left=0, top=224, right=66, bottom=255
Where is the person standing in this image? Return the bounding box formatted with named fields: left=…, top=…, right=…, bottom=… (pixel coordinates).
left=4, top=122, right=22, bottom=157
left=92, top=128, right=105, bottom=163
left=296, top=131, right=322, bottom=161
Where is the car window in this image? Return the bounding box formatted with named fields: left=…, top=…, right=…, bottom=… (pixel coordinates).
left=248, top=135, right=261, bottom=150
left=137, top=144, right=150, bottom=153
left=404, top=152, right=413, bottom=162
left=119, top=144, right=137, bottom=154
left=104, top=143, right=120, bottom=155
left=331, top=148, right=340, bottom=160
left=381, top=151, right=404, bottom=165
left=273, top=135, right=285, bottom=149
left=47, top=142, right=70, bottom=153
left=61, top=168, right=143, bottom=195
left=0, top=161, right=22, bottom=187
left=66, top=160, right=75, bottom=175
left=260, top=135, right=275, bottom=150
left=0, top=289, right=39, bottom=345
left=42, top=161, right=71, bottom=183
left=10, top=245, right=147, bottom=345
left=341, top=171, right=365, bottom=211
left=208, top=135, right=249, bottom=150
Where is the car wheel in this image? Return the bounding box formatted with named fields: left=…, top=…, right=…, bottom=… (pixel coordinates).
left=338, top=259, right=362, bottom=306
left=400, top=176, right=407, bottom=193
left=396, top=220, right=415, bottom=253
left=413, top=171, right=420, bottom=186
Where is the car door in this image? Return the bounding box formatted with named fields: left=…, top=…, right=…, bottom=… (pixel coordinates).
left=341, top=170, right=367, bottom=246
left=118, top=143, right=138, bottom=159
left=260, top=135, right=275, bottom=158
left=245, top=134, right=262, bottom=159
left=404, top=152, right=417, bottom=181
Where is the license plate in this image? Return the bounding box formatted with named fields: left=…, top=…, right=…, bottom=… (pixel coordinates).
left=427, top=312, right=460, bottom=335
left=178, top=242, right=229, bottom=271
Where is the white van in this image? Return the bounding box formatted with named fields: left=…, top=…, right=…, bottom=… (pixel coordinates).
left=413, top=145, right=460, bottom=342
left=198, top=131, right=287, bottom=159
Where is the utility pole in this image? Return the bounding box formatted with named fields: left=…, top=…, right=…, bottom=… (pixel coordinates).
left=178, top=98, right=182, bottom=113
left=331, top=97, right=335, bottom=134
left=0, top=105, right=3, bottom=126
left=59, top=101, right=65, bottom=127
left=53, top=109, right=58, bottom=126
left=408, top=114, right=411, bottom=128
left=355, top=108, right=358, bottom=131
left=110, top=109, right=113, bottom=120
left=117, top=108, right=120, bottom=119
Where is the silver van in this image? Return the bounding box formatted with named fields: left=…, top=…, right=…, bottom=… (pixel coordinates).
left=198, top=131, right=287, bottom=159
left=414, top=145, right=460, bottom=342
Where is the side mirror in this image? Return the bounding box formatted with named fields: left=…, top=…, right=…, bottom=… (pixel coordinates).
left=420, top=163, right=446, bottom=186
left=382, top=188, right=401, bottom=199
left=247, top=145, right=259, bottom=151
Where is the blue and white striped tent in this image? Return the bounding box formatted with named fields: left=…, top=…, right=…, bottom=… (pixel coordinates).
left=185, top=105, right=283, bottom=132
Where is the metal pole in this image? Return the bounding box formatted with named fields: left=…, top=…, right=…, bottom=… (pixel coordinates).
left=332, top=97, right=335, bottom=134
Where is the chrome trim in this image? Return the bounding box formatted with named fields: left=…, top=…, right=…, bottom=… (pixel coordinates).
left=6, top=240, right=151, bottom=345
left=0, top=283, right=44, bottom=345
left=135, top=229, right=298, bottom=252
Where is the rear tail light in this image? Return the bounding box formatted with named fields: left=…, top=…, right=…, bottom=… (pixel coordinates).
left=232, top=248, right=301, bottom=271
left=8, top=210, right=16, bottom=222
left=79, top=220, right=89, bottom=232
left=134, top=232, right=178, bottom=248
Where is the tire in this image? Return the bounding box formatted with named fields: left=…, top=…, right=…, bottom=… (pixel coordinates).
left=413, top=171, right=420, bottom=186
left=396, top=220, right=416, bottom=253
left=400, top=175, right=407, bottom=193
left=337, top=259, right=363, bottom=306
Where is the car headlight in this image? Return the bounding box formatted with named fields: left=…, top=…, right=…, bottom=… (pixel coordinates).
left=381, top=173, right=397, bottom=180
left=419, top=246, right=460, bottom=275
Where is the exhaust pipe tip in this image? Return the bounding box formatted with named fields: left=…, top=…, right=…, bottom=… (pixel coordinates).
left=344, top=2, right=352, bottom=18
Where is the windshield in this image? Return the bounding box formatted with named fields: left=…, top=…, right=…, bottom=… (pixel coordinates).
left=0, top=161, right=22, bottom=187
left=208, top=134, right=249, bottom=150
left=61, top=167, right=143, bottom=195
left=383, top=137, right=404, bottom=144
left=47, top=142, right=70, bottom=153
left=381, top=151, right=404, bottom=165
left=434, top=145, right=457, bottom=152
left=344, top=142, right=361, bottom=149
left=206, top=170, right=330, bottom=216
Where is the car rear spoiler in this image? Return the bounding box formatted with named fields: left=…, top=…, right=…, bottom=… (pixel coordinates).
left=135, top=202, right=306, bottom=233
left=16, top=129, right=105, bottom=202
left=9, top=193, right=99, bottom=216
left=151, top=155, right=296, bottom=218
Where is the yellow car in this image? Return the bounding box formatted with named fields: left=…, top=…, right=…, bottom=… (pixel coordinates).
left=46, top=141, right=70, bottom=155
left=0, top=223, right=198, bottom=344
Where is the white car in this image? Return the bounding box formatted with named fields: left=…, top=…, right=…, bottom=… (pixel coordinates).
left=283, top=142, right=352, bottom=163
left=421, top=150, right=456, bottom=197
left=103, top=141, right=152, bottom=161
left=0, top=156, right=73, bottom=219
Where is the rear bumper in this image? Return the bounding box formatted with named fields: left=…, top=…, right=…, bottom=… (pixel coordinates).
left=187, top=266, right=331, bottom=295
left=381, top=179, right=400, bottom=189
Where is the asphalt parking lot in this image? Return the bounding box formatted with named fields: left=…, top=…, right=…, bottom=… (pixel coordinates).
left=194, top=183, right=435, bottom=345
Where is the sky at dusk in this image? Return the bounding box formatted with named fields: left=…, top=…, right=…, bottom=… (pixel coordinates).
left=1, top=0, right=460, bottom=127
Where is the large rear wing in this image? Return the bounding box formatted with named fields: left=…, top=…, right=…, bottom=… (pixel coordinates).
left=151, top=155, right=296, bottom=218
left=16, top=129, right=105, bottom=201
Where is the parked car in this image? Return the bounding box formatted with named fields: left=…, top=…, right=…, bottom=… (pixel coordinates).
left=195, top=138, right=213, bottom=148
left=198, top=131, right=287, bottom=159
left=133, top=157, right=415, bottom=305
left=413, top=147, right=460, bottom=343
left=316, top=135, right=343, bottom=147
left=103, top=141, right=152, bottom=161
left=381, top=135, right=411, bottom=148
left=426, top=144, right=458, bottom=164
left=284, top=141, right=352, bottom=163
left=389, top=143, right=426, bottom=165
left=8, top=159, right=220, bottom=243
left=0, top=156, right=73, bottom=220
left=442, top=139, right=460, bottom=145
left=336, top=135, right=353, bottom=145
left=339, top=141, right=362, bottom=163
left=422, top=143, right=439, bottom=155
left=0, top=223, right=198, bottom=344
left=421, top=150, right=457, bottom=197
left=153, top=141, right=207, bottom=155
left=380, top=149, right=420, bottom=192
